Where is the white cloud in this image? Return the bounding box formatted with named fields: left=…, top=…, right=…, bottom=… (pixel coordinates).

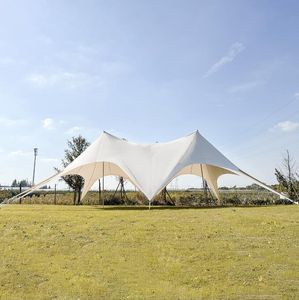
left=294, top=92, right=299, bottom=99
left=228, top=81, right=264, bottom=93
left=0, top=117, right=17, bottom=126
left=40, top=157, right=59, bottom=163
left=0, top=117, right=25, bottom=127
left=9, top=150, right=32, bottom=157
left=42, top=118, right=55, bottom=130
left=55, top=45, right=99, bottom=65
left=273, top=120, right=299, bottom=132
left=59, top=120, right=68, bottom=125
left=66, top=126, right=83, bottom=135
left=0, top=57, right=27, bottom=66
left=27, top=71, right=104, bottom=89
left=204, top=42, right=245, bottom=78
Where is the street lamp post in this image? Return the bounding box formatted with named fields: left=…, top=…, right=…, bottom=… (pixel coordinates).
left=32, top=148, right=38, bottom=186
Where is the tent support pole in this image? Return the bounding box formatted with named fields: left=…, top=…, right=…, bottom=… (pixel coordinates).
left=149, top=200, right=151, bottom=210
left=102, top=162, right=105, bottom=208
left=165, top=188, right=174, bottom=205
left=120, top=177, right=129, bottom=204
left=112, top=180, right=121, bottom=199
left=111, top=177, right=129, bottom=204
left=161, top=187, right=174, bottom=205
left=98, top=179, right=101, bottom=205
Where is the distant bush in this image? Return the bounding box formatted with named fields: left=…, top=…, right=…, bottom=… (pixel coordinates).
left=0, top=190, right=18, bottom=203
left=7, top=188, right=290, bottom=207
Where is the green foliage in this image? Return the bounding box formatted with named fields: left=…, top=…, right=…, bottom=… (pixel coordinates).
left=17, top=189, right=284, bottom=206
left=245, top=183, right=264, bottom=190
left=11, top=179, right=18, bottom=187
left=56, top=135, right=90, bottom=205
left=275, top=150, right=299, bottom=200
left=0, top=190, right=17, bottom=202
left=11, top=179, right=31, bottom=187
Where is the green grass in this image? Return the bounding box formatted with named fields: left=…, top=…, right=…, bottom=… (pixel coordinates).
left=0, top=205, right=298, bottom=299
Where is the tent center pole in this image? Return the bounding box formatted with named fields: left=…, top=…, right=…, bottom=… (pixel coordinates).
left=102, top=161, right=105, bottom=208
left=149, top=200, right=151, bottom=210
left=98, top=179, right=101, bottom=205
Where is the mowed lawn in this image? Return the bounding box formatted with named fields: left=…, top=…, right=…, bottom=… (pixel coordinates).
left=0, top=205, right=298, bottom=299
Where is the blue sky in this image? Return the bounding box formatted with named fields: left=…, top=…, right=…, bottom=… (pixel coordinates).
left=0, top=0, right=298, bottom=188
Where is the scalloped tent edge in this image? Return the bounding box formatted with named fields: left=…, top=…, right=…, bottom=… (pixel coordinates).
left=6, top=130, right=298, bottom=205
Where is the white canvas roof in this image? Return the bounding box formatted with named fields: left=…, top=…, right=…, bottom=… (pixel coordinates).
left=10, top=130, right=297, bottom=204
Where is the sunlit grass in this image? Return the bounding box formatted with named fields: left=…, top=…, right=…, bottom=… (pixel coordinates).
left=0, top=205, right=298, bottom=299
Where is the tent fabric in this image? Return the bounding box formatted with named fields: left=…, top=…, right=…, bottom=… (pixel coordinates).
left=61, top=130, right=240, bottom=201
left=8, top=130, right=297, bottom=204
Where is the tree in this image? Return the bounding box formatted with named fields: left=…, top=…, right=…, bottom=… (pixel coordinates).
left=11, top=179, right=31, bottom=187
left=11, top=179, right=18, bottom=187
left=20, top=179, right=31, bottom=187
left=275, top=150, right=299, bottom=200
left=56, top=135, right=90, bottom=205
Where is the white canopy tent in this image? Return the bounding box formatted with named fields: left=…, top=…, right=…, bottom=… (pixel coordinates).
left=8, top=130, right=297, bottom=205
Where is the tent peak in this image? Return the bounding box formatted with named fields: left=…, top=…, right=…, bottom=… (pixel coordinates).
left=188, top=129, right=201, bottom=136
left=101, top=130, right=202, bottom=145
left=187, top=129, right=202, bottom=140
left=102, top=131, right=124, bottom=140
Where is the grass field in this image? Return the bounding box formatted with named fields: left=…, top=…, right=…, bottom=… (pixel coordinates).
left=0, top=205, right=298, bottom=299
